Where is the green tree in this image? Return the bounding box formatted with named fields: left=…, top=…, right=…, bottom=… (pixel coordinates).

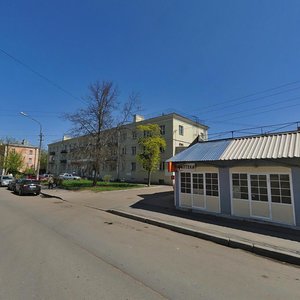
left=4, top=150, right=24, bottom=175
left=137, top=124, right=166, bottom=186
left=23, top=167, right=36, bottom=175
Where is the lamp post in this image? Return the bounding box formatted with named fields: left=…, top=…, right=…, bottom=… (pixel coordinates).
left=20, top=112, right=43, bottom=180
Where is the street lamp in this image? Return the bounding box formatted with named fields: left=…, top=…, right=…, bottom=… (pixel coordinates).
left=20, top=112, right=43, bottom=180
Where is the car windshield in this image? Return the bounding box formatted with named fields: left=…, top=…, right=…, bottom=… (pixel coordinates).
left=2, top=176, right=13, bottom=179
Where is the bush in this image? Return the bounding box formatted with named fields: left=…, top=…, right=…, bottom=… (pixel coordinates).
left=54, top=177, right=63, bottom=187
left=103, top=175, right=112, bottom=182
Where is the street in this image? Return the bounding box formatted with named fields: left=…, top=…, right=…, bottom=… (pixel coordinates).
left=0, top=188, right=299, bottom=300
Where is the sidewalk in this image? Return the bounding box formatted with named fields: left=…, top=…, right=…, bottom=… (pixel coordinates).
left=41, top=186, right=300, bottom=265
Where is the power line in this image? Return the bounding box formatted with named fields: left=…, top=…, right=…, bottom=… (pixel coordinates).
left=0, top=47, right=85, bottom=104
left=214, top=102, right=300, bottom=124
left=194, top=80, right=300, bottom=113
left=199, top=85, right=300, bottom=115
left=208, top=120, right=300, bottom=139
left=204, top=95, right=300, bottom=122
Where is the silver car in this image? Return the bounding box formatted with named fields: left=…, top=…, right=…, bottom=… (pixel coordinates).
left=59, top=173, right=81, bottom=180
left=0, top=175, right=14, bottom=187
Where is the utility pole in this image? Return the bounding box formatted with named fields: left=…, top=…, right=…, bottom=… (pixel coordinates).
left=20, top=112, right=43, bottom=180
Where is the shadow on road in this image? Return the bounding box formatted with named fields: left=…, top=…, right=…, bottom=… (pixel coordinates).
left=131, top=191, right=300, bottom=242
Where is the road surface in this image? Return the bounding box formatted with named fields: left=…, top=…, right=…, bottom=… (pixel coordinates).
left=0, top=188, right=299, bottom=299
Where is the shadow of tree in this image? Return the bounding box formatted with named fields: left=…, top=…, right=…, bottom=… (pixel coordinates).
left=131, top=191, right=300, bottom=242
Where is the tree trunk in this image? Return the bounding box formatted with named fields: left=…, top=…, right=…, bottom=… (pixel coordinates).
left=92, top=165, right=97, bottom=186
left=147, top=170, right=151, bottom=187
left=92, top=173, right=97, bottom=186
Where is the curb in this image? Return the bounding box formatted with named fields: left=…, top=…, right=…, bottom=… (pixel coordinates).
left=40, top=192, right=64, bottom=200
left=108, top=209, right=300, bottom=266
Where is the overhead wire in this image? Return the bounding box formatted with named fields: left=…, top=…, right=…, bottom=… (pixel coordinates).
left=193, top=79, right=300, bottom=113
left=199, top=85, right=300, bottom=115
left=208, top=121, right=300, bottom=139
left=0, top=47, right=86, bottom=105
left=204, top=95, right=300, bottom=122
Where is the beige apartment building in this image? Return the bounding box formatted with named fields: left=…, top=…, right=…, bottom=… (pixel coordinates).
left=47, top=113, right=208, bottom=184
left=0, top=143, right=39, bottom=175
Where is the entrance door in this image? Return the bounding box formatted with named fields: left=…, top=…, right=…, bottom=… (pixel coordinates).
left=249, top=174, right=271, bottom=219
left=191, top=173, right=205, bottom=209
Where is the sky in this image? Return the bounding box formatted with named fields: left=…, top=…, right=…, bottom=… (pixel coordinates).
left=1, top=0, right=300, bottom=147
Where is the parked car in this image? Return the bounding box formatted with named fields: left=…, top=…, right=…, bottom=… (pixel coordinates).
left=8, top=178, right=18, bottom=191
left=14, top=179, right=41, bottom=196
left=59, top=173, right=81, bottom=180
left=0, top=175, right=14, bottom=187
left=39, top=174, right=54, bottom=182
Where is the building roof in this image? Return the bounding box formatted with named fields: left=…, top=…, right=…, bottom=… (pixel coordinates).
left=167, top=140, right=231, bottom=162
left=128, top=112, right=208, bottom=130
left=0, top=143, right=38, bottom=149
left=220, top=131, right=300, bottom=160
left=167, top=131, right=300, bottom=163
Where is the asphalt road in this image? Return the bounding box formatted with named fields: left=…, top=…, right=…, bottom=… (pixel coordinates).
left=0, top=188, right=299, bottom=300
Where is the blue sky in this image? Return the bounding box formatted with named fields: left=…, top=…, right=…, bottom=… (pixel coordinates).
left=1, top=0, right=300, bottom=147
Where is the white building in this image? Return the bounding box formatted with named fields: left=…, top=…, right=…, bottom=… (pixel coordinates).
left=167, top=131, right=300, bottom=227
left=48, top=113, right=208, bottom=184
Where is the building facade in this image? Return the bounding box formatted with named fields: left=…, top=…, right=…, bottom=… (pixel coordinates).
left=0, top=143, right=39, bottom=175
left=47, top=113, right=208, bottom=184
left=168, top=131, right=300, bottom=227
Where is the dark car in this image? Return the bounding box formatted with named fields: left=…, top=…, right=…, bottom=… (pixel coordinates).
left=7, top=178, right=18, bottom=191
left=14, top=179, right=41, bottom=196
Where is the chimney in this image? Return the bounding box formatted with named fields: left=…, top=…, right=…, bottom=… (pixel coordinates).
left=133, top=114, right=144, bottom=123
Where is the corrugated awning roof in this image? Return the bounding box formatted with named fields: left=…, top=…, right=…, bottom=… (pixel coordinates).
left=220, top=131, right=300, bottom=160
left=167, top=131, right=300, bottom=163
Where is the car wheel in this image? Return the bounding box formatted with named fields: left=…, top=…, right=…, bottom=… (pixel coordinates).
left=36, top=192, right=40, bottom=195
left=18, top=189, right=23, bottom=196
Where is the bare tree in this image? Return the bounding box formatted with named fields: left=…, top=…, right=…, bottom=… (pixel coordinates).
left=64, top=81, right=139, bottom=185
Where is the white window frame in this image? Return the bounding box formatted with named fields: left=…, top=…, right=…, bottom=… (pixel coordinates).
left=179, top=125, right=184, bottom=136
left=179, top=171, right=220, bottom=210
left=230, top=171, right=296, bottom=225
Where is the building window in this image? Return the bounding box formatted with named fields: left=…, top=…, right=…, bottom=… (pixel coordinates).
left=180, top=172, right=191, bottom=194
left=179, top=125, right=184, bottom=136
left=132, top=146, right=136, bottom=155
left=179, top=143, right=184, bottom=146
left=250, top=175, right=268, bottom=201
left=131, top=162, right=136, bottom=171
left=232, top=173, right=249, bottom=199
left=159, top=161, right=165, bottom=171
left=121, top=133, right=127, bottom=141
left=193, top=173, right=204, bottom=195
left=205, top=173, right=219, bottom=196
left=29, top=150, right=33, bottom=155
left=160, top=146, right=165, bottom=153
left=28, top=157, right=32, bottom=161
left=160, top=125, right=165, bottom=135
left=144, top=130, right=151, bottom=137
left=132, top=131, right=137, bottom=139
left=270, top=174, right=291, bottom=204
left=122, top=147, right=126, bottom=155
left=110, top=163, right=116, bottom=171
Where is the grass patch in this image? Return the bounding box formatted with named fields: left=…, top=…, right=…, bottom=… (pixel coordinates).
left=60, top=179, right=144, bottom=191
